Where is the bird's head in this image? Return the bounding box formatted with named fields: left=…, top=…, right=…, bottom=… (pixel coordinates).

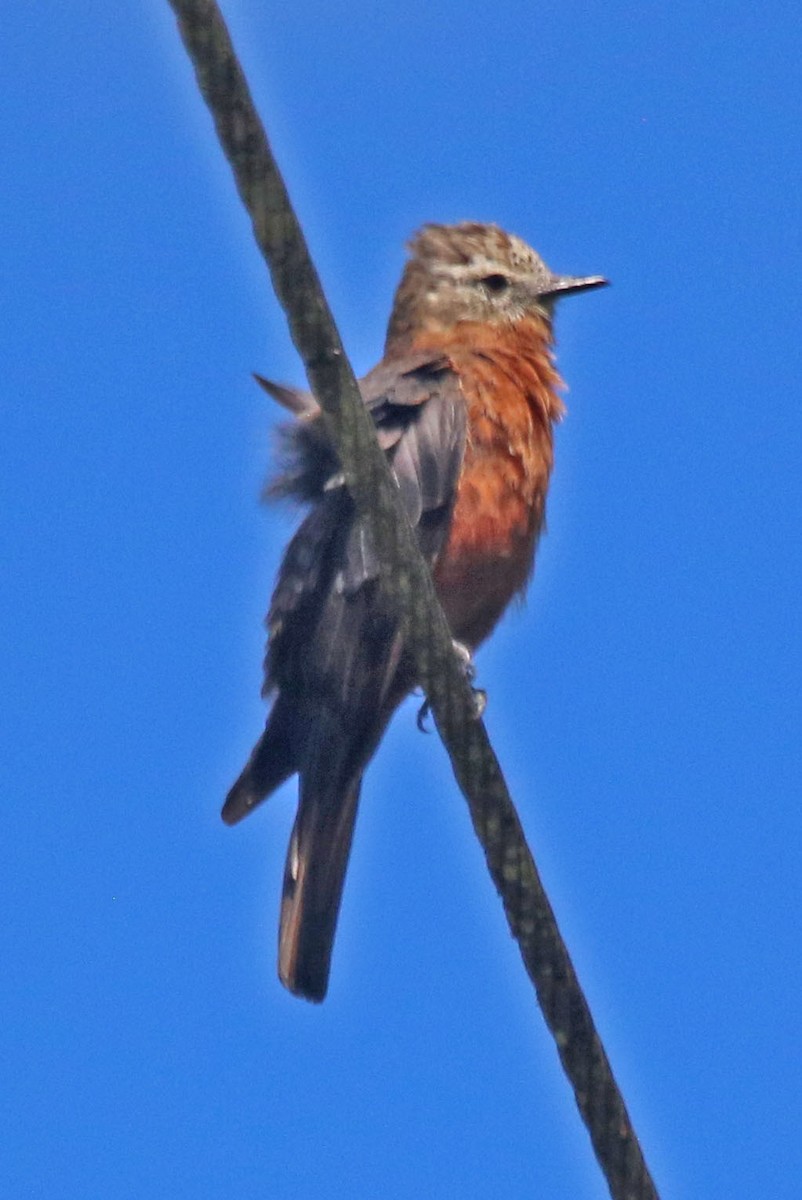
left=386, top=221, right=606, bottom=347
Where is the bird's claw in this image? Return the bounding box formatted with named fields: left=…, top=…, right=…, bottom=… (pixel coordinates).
left=415, top=640, right=486, bottom=732
left=450, top=639, right=475, bottom=682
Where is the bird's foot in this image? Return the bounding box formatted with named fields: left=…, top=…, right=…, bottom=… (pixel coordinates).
left=450, top=638, right=475, bottom=681
left=416, top=699, right=432, bottom=733
left=415, top=640, right=486, bottom=731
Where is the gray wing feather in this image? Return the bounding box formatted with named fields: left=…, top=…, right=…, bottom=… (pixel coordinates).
left=338, top=357, right=466, bottom=593
left=265, top=351, right=465, bottom=611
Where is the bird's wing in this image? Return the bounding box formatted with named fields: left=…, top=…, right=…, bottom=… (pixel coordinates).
left=225, top=350, right=468, bottom=812
left=266, top=351, right=467, bottom=611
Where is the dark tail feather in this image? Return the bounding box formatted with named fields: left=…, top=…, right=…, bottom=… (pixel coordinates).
left=222, top=698, right=298, bottom=826
left=278, top=774, right=362, bottom=1002
left=252, top=373, right=319, bottom=417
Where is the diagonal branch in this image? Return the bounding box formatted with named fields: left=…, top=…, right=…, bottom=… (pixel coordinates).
left=166, top=3, right=661, bottom=1197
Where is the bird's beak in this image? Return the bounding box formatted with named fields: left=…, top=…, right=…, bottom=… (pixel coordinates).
left=543, top=274, right=609, bottom=298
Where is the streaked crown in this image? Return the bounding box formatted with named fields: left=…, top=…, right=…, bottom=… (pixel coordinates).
left=386, top=221, right=606, bottom=348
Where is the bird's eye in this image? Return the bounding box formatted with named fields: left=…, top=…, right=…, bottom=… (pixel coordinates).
left=480, top=273, right=510, bottom=293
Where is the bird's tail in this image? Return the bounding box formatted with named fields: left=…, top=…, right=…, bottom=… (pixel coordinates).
left=224, top=698, right=365, bottom=1002
left=222, top=697, right=298, bottom=825
left=278, top=769, right=362, bottom=1002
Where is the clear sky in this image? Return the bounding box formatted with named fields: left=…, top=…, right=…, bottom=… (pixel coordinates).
left=3, top=2, right=801, bottom=1197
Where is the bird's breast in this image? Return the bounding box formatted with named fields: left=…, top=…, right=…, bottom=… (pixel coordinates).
left=432, top=319, right=564, bottom=648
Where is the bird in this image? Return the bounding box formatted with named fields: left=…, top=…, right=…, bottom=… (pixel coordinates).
left=224, top=222, right=607, bottom=1002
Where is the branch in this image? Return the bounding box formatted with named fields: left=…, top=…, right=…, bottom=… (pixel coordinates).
left=166, top=4, right=660, bottom=1197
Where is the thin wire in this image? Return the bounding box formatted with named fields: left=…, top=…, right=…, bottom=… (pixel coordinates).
left=166, top=3, right=661, bottom=1196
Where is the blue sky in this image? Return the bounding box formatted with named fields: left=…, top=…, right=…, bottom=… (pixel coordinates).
left=3, top=2, right=801, bottom=1196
